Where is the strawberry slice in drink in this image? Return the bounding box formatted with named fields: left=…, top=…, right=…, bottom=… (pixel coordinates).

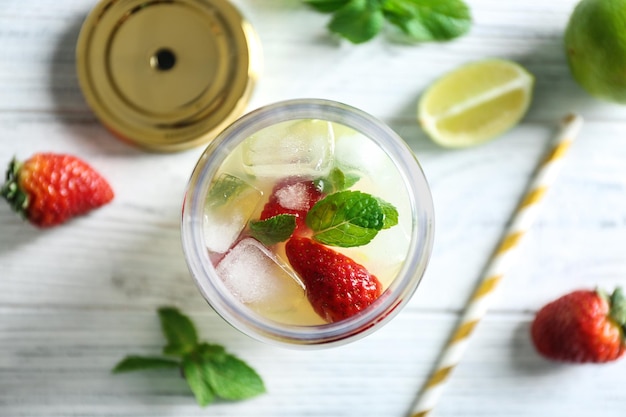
left=285, top=236, right=382, bottom=323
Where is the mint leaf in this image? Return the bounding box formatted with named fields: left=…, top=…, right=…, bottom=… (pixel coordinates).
left=314, top=223, right=380, bottom=247
left=383, top=0, right=471, bottom=42
left=196, top=342, right=227, bottom=358
left=249, top=214, right=297, bottom=245
left=197, top=343, right=266, bottom=400
left=342, top=172, right=361, bottom=189
left=316, top=167, right=361, bottom=194
left=158, top=307, right=198, bottom=357
left=328, top=0, right=385, bottom=44
left=112, top=356, right=180, bottom=373
left=206, top=174, right=249, bottom=208
left=377, top=198, right=399, bottom=229
left=183, top=356, right=215, bottom=407
left=307, top=190, right=385, bottom=247
left=181, top=343, right=265, bottom=406
left=305, top=0, right=350, bottom=12
left=305, top=0, right=471, bottom=44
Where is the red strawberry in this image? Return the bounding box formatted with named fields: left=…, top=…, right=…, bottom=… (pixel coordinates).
left=285, top=236, right=382, bottom=323
left=1, top=153, right=114, bottom=227
left=531, top=288, right=626, bottom=363
left=259, top=177, right=323, bottom=234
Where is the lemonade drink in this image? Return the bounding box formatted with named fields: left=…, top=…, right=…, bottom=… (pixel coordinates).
left=181, top=99, right=434, bottom=346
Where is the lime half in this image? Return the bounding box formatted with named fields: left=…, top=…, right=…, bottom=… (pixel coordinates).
left=418, top=59, right=534, bottom=148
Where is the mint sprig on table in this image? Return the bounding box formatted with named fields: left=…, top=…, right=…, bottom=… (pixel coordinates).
left=113, top=307, right=265, bottom=407
left=305, top=0, right=472, bottom=44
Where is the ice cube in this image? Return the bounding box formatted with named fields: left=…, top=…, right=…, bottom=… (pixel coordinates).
left=203, top=174, right=262, bottom=254
left=242, top=119, right=335, bottom=178
left=216, top=238, right=306, bottom=315
left=333, top=127, right=406, bottom=204
left=347, top=224, right=411, bottom=288
left=275, top=181, right=311, bottom=211
left=333, top=128, right=391, bottom=179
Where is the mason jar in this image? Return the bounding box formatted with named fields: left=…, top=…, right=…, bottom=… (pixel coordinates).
left=181, top=98, right=434, bottom=347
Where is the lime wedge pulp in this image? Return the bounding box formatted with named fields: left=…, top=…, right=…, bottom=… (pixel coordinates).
left=418, top=59, right=534, bottom=148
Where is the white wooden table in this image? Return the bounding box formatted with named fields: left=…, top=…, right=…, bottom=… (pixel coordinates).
left=2, top=1, right=626, bottom=416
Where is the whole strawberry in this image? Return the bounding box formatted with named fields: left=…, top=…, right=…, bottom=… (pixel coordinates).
left=531, top=288, right=626, bottom=363
left=260, top=177, right=323, bottom=234
left=1, top=153, right=114, bottom=227
left=285, top=236, right=382, bottom=323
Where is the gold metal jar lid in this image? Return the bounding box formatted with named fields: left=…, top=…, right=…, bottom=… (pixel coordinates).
left=76, top=0, right=261, bottom=152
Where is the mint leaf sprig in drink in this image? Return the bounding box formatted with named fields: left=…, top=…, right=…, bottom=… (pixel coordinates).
left=250, top=214, right=297, bottom=246
left=306, top=190, right=399, bottom=247
left=113, top=307, right=265, bottom=406
left=249, top=169, right=399, bottom=248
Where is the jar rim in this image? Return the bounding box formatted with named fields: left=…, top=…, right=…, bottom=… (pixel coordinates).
left=180, top=98, right=435, bottom=347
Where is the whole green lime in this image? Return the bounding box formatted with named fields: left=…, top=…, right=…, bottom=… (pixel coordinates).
left=564, top=0, right=626, bottom=104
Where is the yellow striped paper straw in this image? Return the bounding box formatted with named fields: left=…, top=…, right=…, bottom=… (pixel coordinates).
left=409, top=113, right=584, bottom=417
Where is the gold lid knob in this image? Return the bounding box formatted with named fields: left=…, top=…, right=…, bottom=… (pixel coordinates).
left=76, top=0, right=262, bottom=152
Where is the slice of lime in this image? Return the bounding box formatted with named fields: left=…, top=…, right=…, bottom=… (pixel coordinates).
left=418, top=59, right=534, bottom=148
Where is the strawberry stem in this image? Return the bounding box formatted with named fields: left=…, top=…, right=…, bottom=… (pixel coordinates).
left=1, top=157, right=29, bottom=218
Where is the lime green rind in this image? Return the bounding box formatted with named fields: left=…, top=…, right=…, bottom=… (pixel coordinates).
left=564, top=0, right=626, bottom=104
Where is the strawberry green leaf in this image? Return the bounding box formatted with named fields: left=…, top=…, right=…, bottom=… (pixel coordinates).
left=158, top=307, right=198, bottom=357
left=112, top=356, right=180, bottom=373
left=609, top=287, right=626, bottom=329
left=183, top=356, right=215, bottom=407
left=307, top=190, right=385, bottom=247
left=197, top=343, right=266, bottom=400
left=0, top=157, right=29, bottom=218
left=328, top=0, right=385, bottom=44
left=249, top=214, right=297, bottom=245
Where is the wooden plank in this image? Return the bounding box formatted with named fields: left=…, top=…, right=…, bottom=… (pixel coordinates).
left=2, top=1, right=626, bottom=416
